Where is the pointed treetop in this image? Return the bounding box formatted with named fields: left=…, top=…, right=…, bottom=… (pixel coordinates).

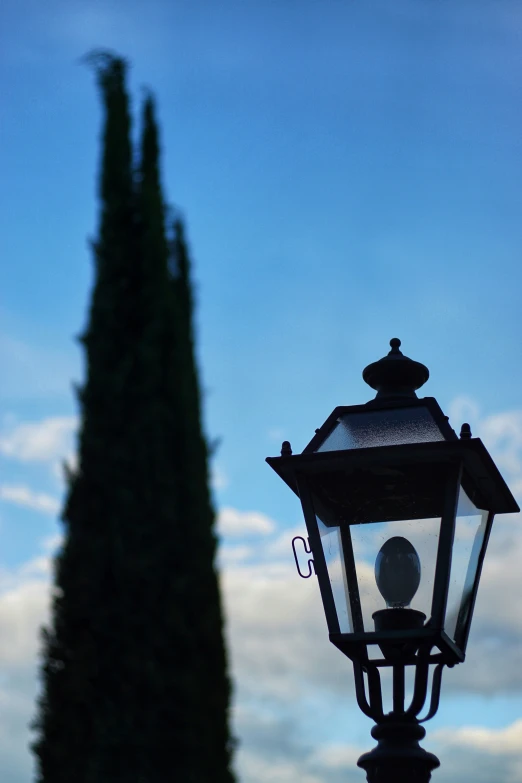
left=139, top=91, right=160, bottom=175
left=81, top=49, right=129, bottom=87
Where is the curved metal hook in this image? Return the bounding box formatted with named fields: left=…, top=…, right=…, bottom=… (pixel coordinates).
left=419, top=663, right=445, bottom=723
left=353, top=661, right=385, bottom=723
left=291, top=536, right=315, bottom=579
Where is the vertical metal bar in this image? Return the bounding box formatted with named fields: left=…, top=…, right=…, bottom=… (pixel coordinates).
left=405, top=648, right=430, bottom=718
left=353, top=661, right=384, bottom=723
left=366, top=663, right=385, bottom=722
left=430, top=463, right=462, bottom=628
left=456, top=510, right=495, bottom=652
left=296, top=475, right=341, bottom=634
left=419, top=663, right=445, bottom=723
left=353, top=661, right=375, bottom=720
left=392, top=663, right=405, bottom=715
left=339, top=524, right=364, bottom=632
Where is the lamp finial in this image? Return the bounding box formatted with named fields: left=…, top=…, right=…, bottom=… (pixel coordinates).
left=363, top=339, right=429, bottom=401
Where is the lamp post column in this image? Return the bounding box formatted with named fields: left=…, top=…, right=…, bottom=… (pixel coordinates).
left=357, top=721, right=440, bottom=783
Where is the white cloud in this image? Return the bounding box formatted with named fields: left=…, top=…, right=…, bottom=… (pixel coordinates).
left=0, top=550, right=53, bottom=783
left=0, top=417, right=77, bottom=464
left=222, top=559, right=348, bottom=702
left=435, top=719, right=522, bottom=755
left=433, top=719, right=522, bottom=783
left=478, top=410, right=522, bottom=495
left=309, top=743, right=362, bottom=770
left=265, top=525, right=308, bottom=558
left=218, top=545, right=254, bottom=566
left=239, top=751, right=324, bottom=783
left=0, top=485, right=60, bottom=516
left=233, top=705, right=363, bottom=783
left=448, top=399, right=522, bottom=500
left=0, top=579, right=50, bottom=668
left=218, top=507, right=276, bottom=536
left=447, top=396, right=481, bottom=432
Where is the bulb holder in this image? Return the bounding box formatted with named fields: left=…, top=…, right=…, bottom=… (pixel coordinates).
left=373, top=609, right=427, bottom=662
left=373, top=608, right=426, bottom=633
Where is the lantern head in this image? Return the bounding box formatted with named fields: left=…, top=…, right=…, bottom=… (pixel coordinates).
left=267, top=339, right=519, bottom=669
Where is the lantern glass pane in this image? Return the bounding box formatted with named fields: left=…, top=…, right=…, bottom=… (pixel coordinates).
left=317, top=516, right=352, bottom=633
left=445, top=486, right=489, bottom=644
left=350, top=516, right=440, bottom=632
left=307, top=462, right=449, bottom=635
left=316, top=406, right=446, bottom=453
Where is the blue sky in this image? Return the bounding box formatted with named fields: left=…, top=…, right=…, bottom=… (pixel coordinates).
left=1, top=1, right=522, bottom=781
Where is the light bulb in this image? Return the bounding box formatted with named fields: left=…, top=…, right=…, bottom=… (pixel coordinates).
left=375, top=536, right=421, bottom=608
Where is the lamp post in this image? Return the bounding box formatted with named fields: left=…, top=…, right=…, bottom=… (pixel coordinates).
left=267, top=339, right=519, bottom=783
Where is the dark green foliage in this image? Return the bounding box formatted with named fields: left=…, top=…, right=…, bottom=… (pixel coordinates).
left=166, top=217, right=235, bottom=781
left=32, top=55, right=234, bottom=783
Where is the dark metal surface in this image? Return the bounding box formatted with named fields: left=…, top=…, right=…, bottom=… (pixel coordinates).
left=354, top=647, right=443, bottom=781
left=351, top=644, right=443, bottom=722
left=430, top=463, right=462, bottom=628
left=280, top=440, right=292, bottom=456
left=362, top=338, right=430, bottom=400
left=405, top=648, right=432, bottom=718
left=267, top=436, right=519, bottom=515
left=330, top=628, right=465, bottom=667
left=419, top=663, right=444, bottom=723
left=392, top=664, right=405, bottom=714
left=353, top=660, right=385, bottom=722
left=295, top=476, right=341, bottom=635
left=339, top=523, right=364, bottom=632
left=459, top=422, right=472, bottom=439
left=357, top=721, right=440, bottom=783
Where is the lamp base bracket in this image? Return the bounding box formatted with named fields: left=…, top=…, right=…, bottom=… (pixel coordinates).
left=357, top=721, right=440, bottom=783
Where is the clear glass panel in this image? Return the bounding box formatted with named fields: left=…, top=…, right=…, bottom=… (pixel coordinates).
left=445, top=486, right=489, bottom=644
left=316, top=406, right=446, bottom=452
left=317, top=515, right=352, bottom=633
left=349, top=516, right=440, bottom=632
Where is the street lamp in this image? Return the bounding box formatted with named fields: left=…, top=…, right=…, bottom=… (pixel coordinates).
left=266, top=339, right=519, bottom=783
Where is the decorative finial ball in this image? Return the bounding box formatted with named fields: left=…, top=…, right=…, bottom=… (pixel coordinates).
left=281, top=441, right=293, bottom=456
left=363, top=337, right=429, bottom=397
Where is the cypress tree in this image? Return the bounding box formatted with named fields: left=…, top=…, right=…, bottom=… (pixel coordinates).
left=167, top=216, right=235, bottom=782
left=33, top=55, right=234, bottom=783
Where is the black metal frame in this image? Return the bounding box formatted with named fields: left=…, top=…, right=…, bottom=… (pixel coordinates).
left=350, top=645, right=444, bottom=724
left=339, top=522, right=364, bottom=632
left=268, top=436, right=517, bottom=674
left=430, top=463, right=461, bottom=628
left=266, top=344, right=519, bottom=782
left=281, top=439, right=516, bottom=781
left=267, top=438, right=518, bottom=517
left=297, top=475, right=341, bottom=634
left=329, top=629, right=464, bottom=667
left=350, top=643, right=445, bottom=782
